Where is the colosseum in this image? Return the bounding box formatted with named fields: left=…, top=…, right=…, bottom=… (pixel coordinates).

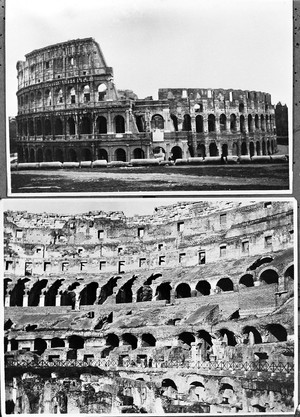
left=3, top=200, right=295, bottom=414
left=15, top=37, right=278, bottom=163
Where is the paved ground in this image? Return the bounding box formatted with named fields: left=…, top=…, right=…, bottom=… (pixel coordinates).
left=10, top=164, right=289, bottom=193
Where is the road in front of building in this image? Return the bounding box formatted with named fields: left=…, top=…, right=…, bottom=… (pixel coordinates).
left=10, top=164, right=289, bottom=193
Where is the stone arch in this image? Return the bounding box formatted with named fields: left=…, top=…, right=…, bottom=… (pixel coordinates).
left=34, top=338, right=47, bottom=355
left=197, top=143, right=206, bottom=157
left=97, top=116, right=107, bottom=134
left=24, top=148, right=29, bottom=162
left=122, top=333, right=137, bottom=349
left=259, top=268, right=279, bottom=285
left=218, top=328, right=237, bottom=346
left=55, top=148, right=64, bottom=163
left=249, top=141, right=255, bottom=157
left=68, top=335, right=84, bottom=349
left=133, top=148, right=145, bottom=159
left=242, top=326, right=262, bottom=344
left=175, top=283, right=191, bottom=298
left=136, top=285, right=152, bottom=302
left=67, top=117, right=76, bottom=135
left=81, top=116, right=92, bottom=134
left=208, top=114, right=215, bottom=132
left=267, top=140, right=271, bottom=155
left=262, top=140, right=266, bottom=155
left=265, top=323, right=287, bottom=342
left=196, top=280, right=211, bottom=296
left=260, top=114, right=265, bottom=131
left=230, top=114, right=237, bottom=131
left=36, top=119, right=42, bottom=136
left=54, top=118, right=63, bottom=135
left=232, top=142, right=239, bottom=156
left=98, top=148, right=108, bottom=161
left=248, top=255, right=273, bottom=270
left=178, top=332, right=195, bottom=347
left=221, top=143, right=228, bottom=158
left=97, top=83, right=107, bottom=101
left=135, top=115, right=145, bottom=132
left=255, top=114, right=259, bottom=129
left=28, top=119, right=34, bottom=136
left=141, top=333, right=156, bottom=347
left=182, top=114, right=192, bottom=131
left=256, top=141, right=261, bottom=156
left=68, top=149, right=78, bottom=162
left=115, top=115, right=125, bottom=133
left=29, top=148, right=35, bottom=162
left=171, top=114, right=178, bottom=131
left=36, top=148, right=43, bottom=162
left=155, top=282, right=172, bottom=302
left=240, top=115, right=245, bottom=133
left=219, top=114, right=226, bottom=131
left=216, top=278, right=234, bottom=292
left=28, top=279, right=48, bottom=306
left=51, top=338, right=65, bottom=348
left=10, top=278, right=30, bottom=306
left=284, top=264, right=294, bottom=290
left=151, top=114, right=164, bottom=130
left=106, top=333, right=119, bottom=348
left=82, top=84, right=90, bottom=102
left=44, top=280, right=64, bottom=306
left=81, top=148, right=92, bottom=161
left=115, top=148, right=127, bottom=162
left=248, top=114, right=253, bottom=132
left=241, top=142, right=248, bottom=155
left=80, top=282, right=98, bottom=305
left=209, top=142, right=218, bottom=156
left=45, top=149, right=52, bottom=162
left=195, top=115, right=203, bottom=133
left=239, top=274, right=254, bottom=288
left=171, top=146, right=182, bottom=160
left=162, top=379, right=178, bottom=391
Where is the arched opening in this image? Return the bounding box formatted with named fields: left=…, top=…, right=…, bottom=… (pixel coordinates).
left=115, top=115, right=125, bottom=133
left=97, top=116, right=107, bottom=134
left=216, top=278, right=234, bottom=292
left=10, top=279, right=30, bottom=306
left=197, top=143, right=206, bottom=158
left=260, top=269, right=278, bottom=285
left=68, top=117, right=76, bottom=135
left=29, top=148, right=35, bottom=162
left=55, top=118, right=63, bottom=135
left=136, top=285, right=152, bottom=302
left=28, top=280, right=48, bottom=306
left=256, top=141, right=261, bottom=156
left=151, top=114, right=164, bottom=130
left=69, top=149, right=77, bottom=162
left=133, top=148, right=145, bottom=159
left=34, top=338, right=47, bottom=355
left=122, top=333, right=137, bottom=349
left=98, top=148, right=108, bottom=161
left=189, top=382, right=205, bottom=401
left=248, top=114, right=253, bottom=132
left=183, top=114, right=191, bottom=131
left=249, top=141, right=255, bottom=157
left=68, top=335, right=84, bottom=349
left=51, top=338, right=65, bottom=348
left=171, top=114, right=178, bottom=131
left=284, top=265, right=294, bottom=290
left=24, top=148, right=29, bottom=162
left=175, top=283, right=191, bottom=298
left=82, top=148, right=92, bottom=161
left=255, top=114, right=259, bottom=129
left=10, top=339, right=19, bottom=351
left=209, top=142, right=218, bottom=156
left=83, top=85, right=90, bottom=102
left=267, top=140, right=271, bottom=155
left=80, top=282, right=98, bottom=305
left=221, top=144, right=228, bottom=158
left=248, top=256, right=273, bottom=270
left=116, top=279, right=135, bottom=304
left=232, top=142, right=238, bottom=156
left=241, top=142, right=248, bottom=155
left=230, top=114, right=237, bottom=132
left=220, top=114, right=226, bottom=131
left=98, top=277, right=120, bottom=304
left=196, top=115, right=203, bottom=133
left=45, top=149, right=52, bottom=162
left=196, top=280, right=211, bottom=296
left=265, top=324, right=287, bottom=342
left=262, top=140, right=266, bottom=155
left=36, top=120, right=42, bottom=136
left=260, top=115, right=265, bottom=131
left=240, top=115, right=245, bottom=133
left=141, top=333, right=156, bottom=347
left=155, top=282, right=172, bottom=302
left=81, top=116, right=92, bottom=134
left=218, top=329, right=237, bottom=346
left=106, top=333, right=119, bottom=348
left=115, top=148, right=126, bottom=162
left=44, top=280, right=64, bottom=306
left=55, top=148, right=64, bottom=163
left=178, top=332, right=195, bottom=347
left=239, top=103, right=244, bottom=112
left=219, top=383, right=234, bottom=404
left=162, top=379, right=178, bottom=391
left=135, top=115, right=145, bottom=132
left=171, top=146, right=182, bottom=160
left=36, top=148, right=43, bottom=162
left=28, top=120, right=34, bottom=136
left=208, top=114, right=215, bottom=132
left=69, top=87, right=76, bottom=104
left=242, top=326, right=262, bottom=345
left=271, top=140, right=274, bottom=154
left=197, top=330, right=212, bottom=361
left=97, top=83, right=107, bottom=101
left=239, top=274, right=254, bottom=288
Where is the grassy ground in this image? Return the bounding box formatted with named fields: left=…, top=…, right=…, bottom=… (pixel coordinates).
left=10, top=163, right=290, bottom=193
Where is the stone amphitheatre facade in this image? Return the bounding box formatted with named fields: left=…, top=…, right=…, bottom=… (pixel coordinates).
left=15, top=38, right=278, bottom=164
left=3, top=200, right=294, bottom=414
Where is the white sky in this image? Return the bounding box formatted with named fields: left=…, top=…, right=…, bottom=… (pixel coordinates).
left=6, top=0, right=292, bottom=118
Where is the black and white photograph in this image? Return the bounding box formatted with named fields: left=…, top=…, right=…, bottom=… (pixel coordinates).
left=6, top=0, right=292, bottom=194
left=1, top=198, right=296, bottom=414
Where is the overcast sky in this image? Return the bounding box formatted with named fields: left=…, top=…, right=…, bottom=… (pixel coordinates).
left=6, top=0, right=292, bottom=118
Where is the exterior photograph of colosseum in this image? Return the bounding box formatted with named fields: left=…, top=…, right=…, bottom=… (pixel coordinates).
left=7, top=0, right=292, bottom=192
left=2, top=198, right=296, bottom=414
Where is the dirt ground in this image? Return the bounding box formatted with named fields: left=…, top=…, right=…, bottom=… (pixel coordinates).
left=10, top=164, right=290, bottom=193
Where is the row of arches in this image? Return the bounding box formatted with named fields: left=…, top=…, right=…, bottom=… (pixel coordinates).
left=18, top=114, right=125, bottom=137
left=4, top=265, right=293, bottom=307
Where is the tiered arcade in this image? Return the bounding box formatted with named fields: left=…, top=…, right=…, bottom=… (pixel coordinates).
left=4, top=201, right=294, bottom=413
left=15, top=38, right=277, bottom=164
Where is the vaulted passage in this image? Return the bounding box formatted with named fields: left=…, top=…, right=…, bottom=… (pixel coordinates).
left=115, top=148, right=126, bottom=162
left=242, top=326, right=262, bottom=344
left=265, top=324, right=287, bottom=342
left=171, top=146, right=182, bottom=160
left=239, top=274, right=254, bottom=288
left=218, top=328, right=237, bottom=346
left=80, top=282, right=98, bottom=305
left=10, top=279, right=30, bottom=306
left=136, top=285, right=152, bottom=302
left=116, top=276, right=136, bottom=304
left=175, top=283, right=191, bottom=298
left=122, top=333, right=137, bottom=349
left=34, top=338, right=47, bottom=355
left=98, top=277, right=120, bottom=304
left=115, top=115, right=125, bottom=133
left=155, top=282, right=172, bottom=302
left=141, top=333, right=156, bottom=347
left=28, top=280, right=48, bottom=306
left=260, top=269, right=278, bottom=285
left=216, top=278, right=234, bottom=292
left=178, top=332, right=195, bottom=347
left=209, top=143, right=218, bottom=156
left=196, top=280, right=211, bottom=295
left=51, top=338, right=65, bottom=348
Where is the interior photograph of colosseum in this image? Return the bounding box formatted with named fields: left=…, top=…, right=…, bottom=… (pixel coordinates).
left=2, top=198, right=296, bottom=414
left=6, top=0, right=292, bottom=193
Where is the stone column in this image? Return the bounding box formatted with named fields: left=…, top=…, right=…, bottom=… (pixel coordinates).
left=203, top=115, right=208, bottom=133
left=23, top=292, right=29, bottom=307
left=5, top=293, right=10, bottom=307
left=7, top=340, right=12, bottom=352
left=125, top=110, right=131, bottom=133
left=107, top=111, right=113, bottom=134
left=225, top=117, right=230, bottom=132
left=215, top=116, right=220, bottom=134
left=55, top=294, right=61, bottom=307
left=244, top=115, right=249, bottom=133
left=39, top=293, right=45, bottom=307
left=191, top=115, right=196, bottom=133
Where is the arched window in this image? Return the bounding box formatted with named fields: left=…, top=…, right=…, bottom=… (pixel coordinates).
left=239, top=274, right=254, bottom=287
left=175, top=283, right=191, bottom=298
left=83, top=85, right=90, bottom=102
left=81, top=116, right=92, bottom=134
left=55, top=118, right=63, bottom=135
left=240, top=115, right=245, bottom=133
left=182, top=114, right=191, bottom=131
left=216, top=278, right=233, bottom=292
left=97, top=116, right=107, bottom=134
left=260, top=269, right=278, bottom=285
left=220, top=114, right=226, bottom=131
left=171, top=114, right=178, bottom=131
left=196, top=280, right=211, bottom=295
left=115, top=148, right=126, bottom=162
left=248, top=114, right=253, bottom=132
left=178, top=332, right=195, bottom=347
left=98, top=83, right=107, bottom=101
left=171, top=146, right=182, bottom=161
left=196, top=115, right=203, bottom=133
left=208, top=114, right=215, bottom=132
left=230, top=114, right=237, bottom=132
left=209, top=143, right=218, bottom=156
left=151, top=114, right=164, bottom=130
left=239, top=102, right=244, bottom=112
left=115, top=115, right=125, bottom=133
